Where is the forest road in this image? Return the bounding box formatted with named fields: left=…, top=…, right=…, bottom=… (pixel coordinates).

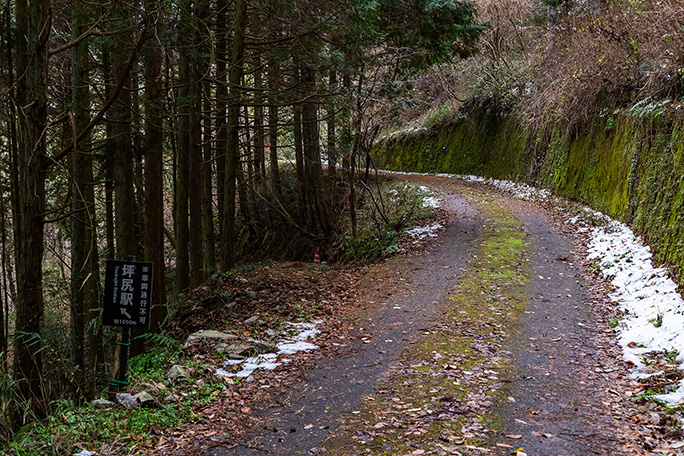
left=204, top=176, right=633, bottom=456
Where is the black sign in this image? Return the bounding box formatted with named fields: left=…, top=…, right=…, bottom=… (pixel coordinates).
left=103, top=260, right=153, bottom=328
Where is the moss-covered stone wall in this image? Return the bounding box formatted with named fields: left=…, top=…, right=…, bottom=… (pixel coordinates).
left=373, top=110, right=684, bottom=282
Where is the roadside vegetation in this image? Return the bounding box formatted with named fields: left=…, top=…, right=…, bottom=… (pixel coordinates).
left=382, top=0, right=683, bottom=135
left=2, top=179, right=438, bottom=455
left=0, top=0, right=488, bottom=451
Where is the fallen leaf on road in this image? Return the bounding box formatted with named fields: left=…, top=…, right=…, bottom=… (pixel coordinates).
left=506, top=434, right=523, bottom=439
left=496, top=443, right=512, bottom=448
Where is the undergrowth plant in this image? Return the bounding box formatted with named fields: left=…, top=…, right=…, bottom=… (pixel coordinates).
left=336, top=180, right=437, bottom=263
left=4, top=333, right=217, bottom=456
left=381, top=0, right=683, bottom=139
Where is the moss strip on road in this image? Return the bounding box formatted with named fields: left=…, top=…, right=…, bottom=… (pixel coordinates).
left=326, top=184, right=531, bottom=455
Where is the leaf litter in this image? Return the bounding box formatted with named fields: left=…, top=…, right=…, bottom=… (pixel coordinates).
left=145, top=175, right=684, bottom=455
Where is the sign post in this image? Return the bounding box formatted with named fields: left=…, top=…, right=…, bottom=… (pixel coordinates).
left=103, top=257, right=153, bottom=395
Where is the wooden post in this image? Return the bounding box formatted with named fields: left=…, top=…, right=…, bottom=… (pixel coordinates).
left=108, top=326, right=132, bottom=397
left=108, top=256, right=135, bottom=398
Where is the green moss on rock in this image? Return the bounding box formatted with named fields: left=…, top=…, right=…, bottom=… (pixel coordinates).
left=373, top=108, right=684, bottom=282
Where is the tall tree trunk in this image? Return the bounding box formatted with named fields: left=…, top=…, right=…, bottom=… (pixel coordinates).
left=143, top=0, right=167, bottom=331
left=101, top=43, right=116, bottom=261
left=0, top=182, right=6, bottom=372
left=70, top=0, right=103, bottom=400
left=14, top=0, right=50, bottom=418
left=111, top=8, right=137, bottom=260
left=131, top=70, right=146, bottom=260
left=188, top=0, right=206, bottom=287
left=293, top=103, right=306, bottom=213
left=0, top=0, right=14, bottom=373
left=215, top=0, right=227, bottom=246
left=175, top=0, right=192, bottom=292
left=239, top=107, right=253, bottom=225
left=348, top=72, right=361, bottom=238
left=220, top=0, right=247, bottom=272
left=0, top=280, right=4, bottom=374
left=267, top=59, right=281, bottom=195
left=253, top=64, right=265, bottom=178
left=237, top=151, right=251, bottom=227
left=243, top=106, right=254, bottom=178
left=327, top=70, right=337, bottom=185
left=202, top=80, right=217, bottom=275
left=301, top=64, right=330, bottom=237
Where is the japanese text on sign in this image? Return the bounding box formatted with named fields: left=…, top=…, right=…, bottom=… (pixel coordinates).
left=103, top=260, right=154, bottom=328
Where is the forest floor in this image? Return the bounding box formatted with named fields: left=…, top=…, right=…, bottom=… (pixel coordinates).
left=146, top=176, right=683, bottom=456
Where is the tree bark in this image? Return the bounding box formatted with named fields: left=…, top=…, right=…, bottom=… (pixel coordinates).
left=348, top=72, right=362, bottom=238
left=293, top=103, right=306, bottom=213
left=220, top=0, right=247, bottom=272
left=175, top=0, right=192, bottom=292
left=0, top=197, right=5, bottom=372
left=0, top=178, right=6, bottom=373
left=239, top=107, right=253, bottom=225
left=301, top=64, right=330, bottom=237
left=267, top=58, right=281, bottom=195
left=188, top=0, right=206, bottom=287
left=143, top=0, right=167, bottom=332
left=327, top=70, right=337, bottom=185
left=0, top=0, right=15, bottom=373
left=101, top=41, right=116, bottom=261
left=202, top=79, right=217, bottom=275
left=111, top=8, right=138, bottom=260
left=14, top=0, right=50, bottom=418
left=253, top=64, right=265, bottom=178
left=70, top=0, right=103, bottom=399
left=215, top=0, right=227, bottom=246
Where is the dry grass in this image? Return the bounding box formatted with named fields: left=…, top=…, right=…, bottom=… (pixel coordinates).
left=527, top=0, right=684, bottom=131
left=388, top=0, right=684, bottom=133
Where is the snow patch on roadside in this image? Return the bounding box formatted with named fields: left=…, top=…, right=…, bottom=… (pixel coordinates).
left=215, top=321, right=321, bottom=379
left=380, top=168, right=684, bottom=403
left=454, top=174, right=684, bottom=403
left=405, top=222, right=443, bottom=243
left=419, top=185, right=441, bottom=209
left=455, top=172, right=684, bottom=403
left=586, top=220, right=684, bottom=403
left=400, top=185, right=442, bottom=243
left=380, top=169, right=554, bottom=203
left=450, top=174, right=554, bottom=203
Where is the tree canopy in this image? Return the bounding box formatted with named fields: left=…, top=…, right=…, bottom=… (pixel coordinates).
left=0, top=0, right=485, bottom=434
